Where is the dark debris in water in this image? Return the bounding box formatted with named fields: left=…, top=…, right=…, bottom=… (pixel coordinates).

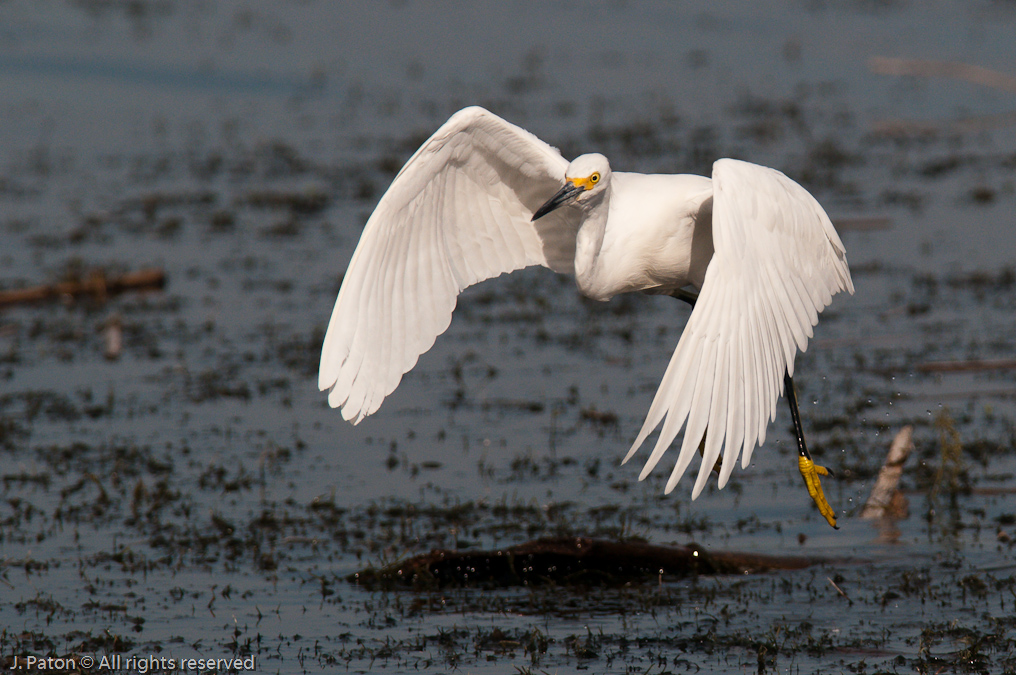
left=351, top=536, right=815, bottom=590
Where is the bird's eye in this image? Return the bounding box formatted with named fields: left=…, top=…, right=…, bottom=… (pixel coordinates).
left=590, top=172, right=600, bottom=184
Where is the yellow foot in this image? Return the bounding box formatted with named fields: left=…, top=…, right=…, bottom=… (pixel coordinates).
left=798, top=456, right=838, bottom=529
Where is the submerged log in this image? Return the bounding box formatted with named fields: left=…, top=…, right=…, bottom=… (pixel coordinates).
left=0, top=268, right=165, bottom=307
left=350, top=536, right=815, bottom=590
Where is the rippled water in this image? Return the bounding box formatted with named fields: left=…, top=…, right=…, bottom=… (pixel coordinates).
left=2, top=2, right=1015, bottom=673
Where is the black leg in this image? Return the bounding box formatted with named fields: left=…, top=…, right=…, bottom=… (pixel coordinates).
left=784, top=371, right=838, bottom=528
left=670, top=288, right=700, bottom=307
left=784, top=372, right=812, bottom=464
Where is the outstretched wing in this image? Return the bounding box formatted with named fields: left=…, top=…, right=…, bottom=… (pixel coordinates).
left=624, top=158, right=854, bottom=498
left=319, top=106, right=578, bottom=423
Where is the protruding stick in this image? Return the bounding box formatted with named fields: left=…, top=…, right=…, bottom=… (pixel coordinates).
left=860, top=425, right=914, bottom=520
left=0, top=268, right=166, bottom=307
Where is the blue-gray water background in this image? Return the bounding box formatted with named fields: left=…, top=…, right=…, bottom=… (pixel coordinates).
left=2, top=2, right=1016, bottom=673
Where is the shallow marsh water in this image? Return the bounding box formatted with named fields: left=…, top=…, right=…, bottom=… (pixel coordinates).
left=1, top=2, right=1016, bottom=673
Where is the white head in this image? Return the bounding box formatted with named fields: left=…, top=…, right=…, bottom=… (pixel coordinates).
left=532, top=153, right=612, bottom=221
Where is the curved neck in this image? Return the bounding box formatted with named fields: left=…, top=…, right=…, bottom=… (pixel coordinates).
left=573, top=191, right=610, bottom=294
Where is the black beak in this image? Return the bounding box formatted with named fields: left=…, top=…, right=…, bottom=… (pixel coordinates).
left=532, top=181, right=583, bottom=221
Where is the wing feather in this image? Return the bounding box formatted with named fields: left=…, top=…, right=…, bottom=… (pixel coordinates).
left=319, top=107, right=576, bottom=423
left=718, top=315, right=744, bottom=488
left=692, top=290, right=731, bottom=498
left=627, top=158, right=853, bottom=496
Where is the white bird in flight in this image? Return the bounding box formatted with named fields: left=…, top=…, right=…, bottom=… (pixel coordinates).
left=319, top=107, right=854, bottom=526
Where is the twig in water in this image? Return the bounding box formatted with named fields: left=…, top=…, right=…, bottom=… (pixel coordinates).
left=828, top=577, right=850, bottom=601
left=917, top=358, right=1016, bottom=374
left=0, top=268, right=165, bottom=307
left=869, top=57, right=1016, bottom=95
left=869, top=57, right=1016, bottom=134
left=860, top=426, right=914, bottom=520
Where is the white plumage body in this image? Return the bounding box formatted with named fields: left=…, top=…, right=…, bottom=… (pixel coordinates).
left=319, top=106, right=853, bottom=499
left=576, top=172, right=713, bottom=301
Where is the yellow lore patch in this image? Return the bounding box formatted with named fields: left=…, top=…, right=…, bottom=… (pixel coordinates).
left=567, top=172, right=601, bottom=190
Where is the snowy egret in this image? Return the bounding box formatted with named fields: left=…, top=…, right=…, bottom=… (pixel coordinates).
left=319, top=107, right=854, bottom=526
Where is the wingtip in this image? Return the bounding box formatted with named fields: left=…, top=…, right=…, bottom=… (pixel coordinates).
left=318, top=372, right=334, bottom=394
left=326, top=387, right=344, bottom=410
left=342, top=406, right=368, bottom=426
left=665, top=469, right=683, bottom=495
left=690, top=473, right=707, bottom=500
left=621, top=441, right=642, bottom=466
